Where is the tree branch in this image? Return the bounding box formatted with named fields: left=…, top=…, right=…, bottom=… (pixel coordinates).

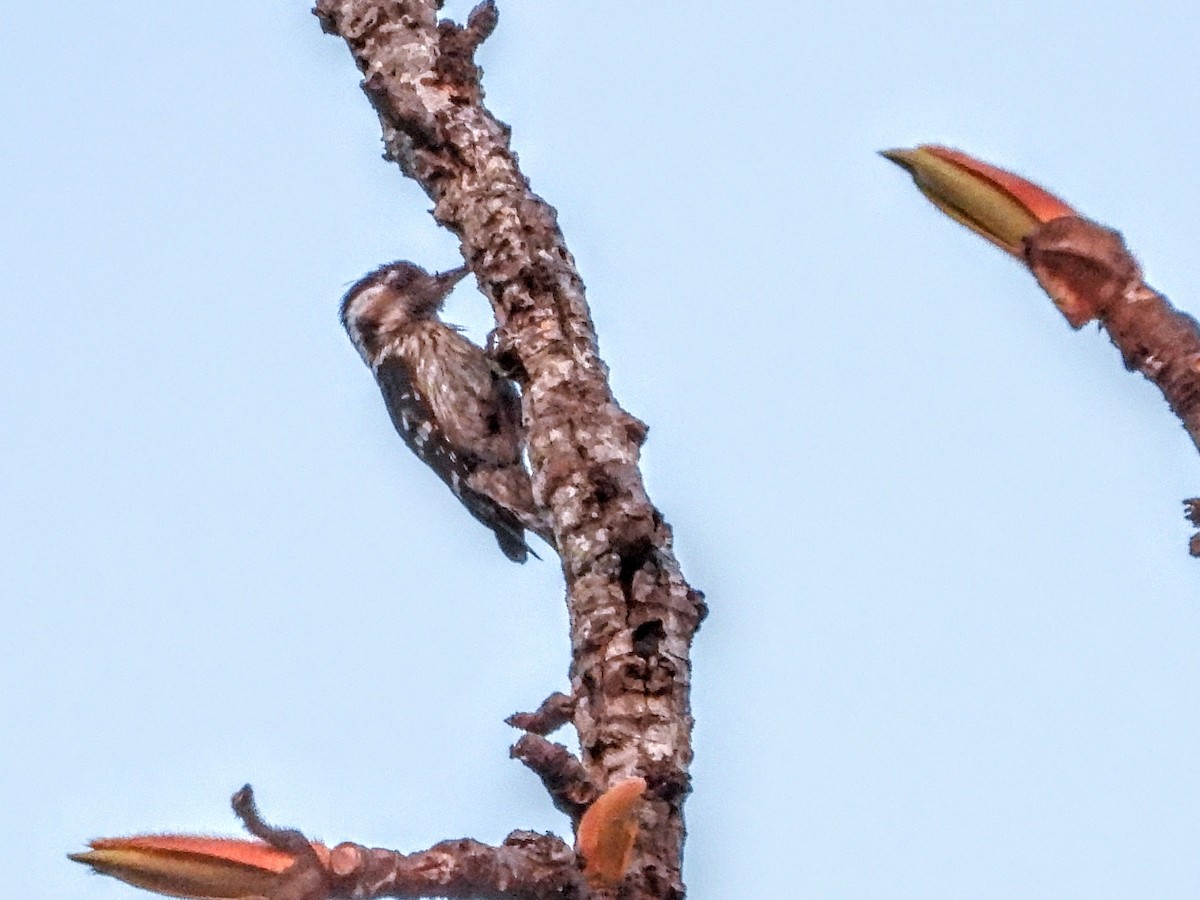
left=71, top=788, right=581, bottom=900
left=1023, top=217, right=1200, bottom=555
left=884, top=145, right=1200, bottom=554
left=312, top=3, right=704, bottom=898
left=510, top=733, right=596, bottom=820
left=323, top=832, right=580, bottom=900
left=238, top=785, right=582, bottom=900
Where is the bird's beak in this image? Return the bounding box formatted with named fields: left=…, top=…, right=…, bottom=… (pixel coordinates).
left=880, top=145, right=1077, bottom=257
left=436, top=265, right=470, bottom=291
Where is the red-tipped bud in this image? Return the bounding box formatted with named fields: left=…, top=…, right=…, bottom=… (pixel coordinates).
left=881, top=145, right=1077, bottom=257
left=70, top=834, right=328, bottom=899
left=882, top=144, right=1116, bottom=326
left=575, top=776, right=646, bottom=886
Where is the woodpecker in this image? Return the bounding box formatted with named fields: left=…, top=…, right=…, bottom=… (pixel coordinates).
left=340, top=261, right=542, bottom=562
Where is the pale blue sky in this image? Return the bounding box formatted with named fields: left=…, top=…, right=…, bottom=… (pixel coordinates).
left=3, top=2, right=1199, bottom=898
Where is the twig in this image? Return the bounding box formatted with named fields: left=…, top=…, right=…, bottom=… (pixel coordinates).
left=231, top=786, right=332, bottom=900
left=507, top=692, right=575, bottom=736
left=510, top=734, right=596, bottom=820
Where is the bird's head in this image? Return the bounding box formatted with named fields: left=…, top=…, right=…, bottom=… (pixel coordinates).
left=340, top=261, right=468, bottom=362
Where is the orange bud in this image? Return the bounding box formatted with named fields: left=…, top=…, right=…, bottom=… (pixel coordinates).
left=881, top=145, right=1076, bottom=257
left=575, top=777, right=646, bottom=886
left=70, top=834, right=327, bottom=899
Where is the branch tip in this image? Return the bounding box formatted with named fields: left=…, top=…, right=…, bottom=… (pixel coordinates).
left=882, top=144, right=1075, bottom=257
left=507, top=691, right=575, bottom=735
left=232, top=785, right=323, bottom=870
left=68, top=832, right=301, bottom=899
left=466, top=0, right=499, bottom=46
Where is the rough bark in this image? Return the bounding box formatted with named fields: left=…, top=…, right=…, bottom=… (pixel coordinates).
left=321, top=834, right=581, bottom=900
left=311, top=3, right=706, bottom=899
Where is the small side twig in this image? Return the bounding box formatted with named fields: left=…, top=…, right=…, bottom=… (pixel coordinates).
left=1184, top=498, right=1200, bottom=557
left=231, top=786, right=331, bottom=900
left=434, top=1, right=496, bottom=106
left=510, top=734, right=596, bottom=820
left=506, top=692, right=574, bottom=736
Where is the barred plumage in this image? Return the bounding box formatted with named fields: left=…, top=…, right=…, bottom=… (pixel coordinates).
left=341, top=261, right=540, bottom=562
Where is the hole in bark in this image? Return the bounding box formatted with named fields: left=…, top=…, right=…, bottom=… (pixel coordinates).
left=592, top=472, right=620, bottom=505
left=642, top=768, right=691, bottom=804
left=621, top=660, right=646, bottom=684
left=617, top=537, right=655, bottom=601
left=493, top=348, right=526, bottom=381
left=632, top=619, right=664, bottom=659
left=588, top=737, right=614, bottom=759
